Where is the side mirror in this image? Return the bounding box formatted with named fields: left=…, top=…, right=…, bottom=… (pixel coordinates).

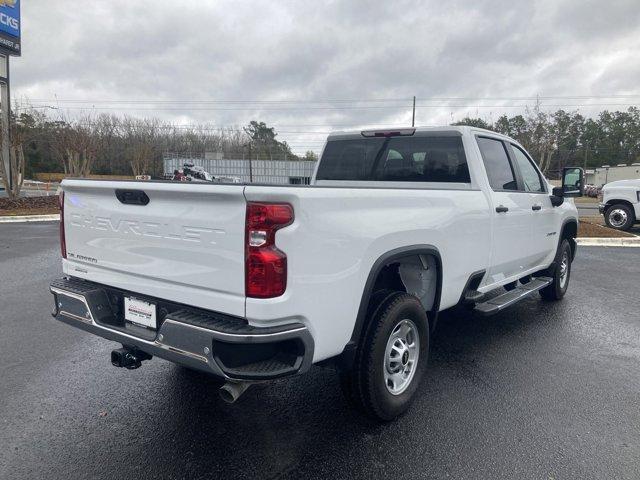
left=550, top=186, right=564, bottom=207
left=562, top=166, right=584, bottom=198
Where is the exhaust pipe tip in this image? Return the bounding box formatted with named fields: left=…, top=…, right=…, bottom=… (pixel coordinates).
left=219, top=381, right=251, bottom=404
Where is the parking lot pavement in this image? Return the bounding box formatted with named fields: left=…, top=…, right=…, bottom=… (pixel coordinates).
left=1, top=222, right=639, bottom=480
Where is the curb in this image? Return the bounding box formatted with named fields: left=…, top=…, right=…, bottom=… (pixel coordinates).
left=0, top=214, right=60, bottom=223
left=577, top=237, right=640, bottom=248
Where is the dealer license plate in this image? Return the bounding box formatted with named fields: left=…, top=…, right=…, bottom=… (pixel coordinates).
left=124, top=296, right=157, bottom=329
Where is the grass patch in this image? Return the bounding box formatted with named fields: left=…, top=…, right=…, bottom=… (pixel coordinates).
left=0, top=195, right=60, bottom=217
left=578, top=216, right=635, bottom=238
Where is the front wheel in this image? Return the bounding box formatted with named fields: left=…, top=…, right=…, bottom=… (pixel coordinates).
left=340, top=292, right=429, bottom=421
left=604, top=204, right=635, bottom=231
left=540, top=239, right=572, bottom=301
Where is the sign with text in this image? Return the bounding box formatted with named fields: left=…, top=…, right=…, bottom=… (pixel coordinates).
left=0, top=0, right=20, bottom=55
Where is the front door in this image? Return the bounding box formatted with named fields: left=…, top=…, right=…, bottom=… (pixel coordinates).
left=507, top=143, right=558, bottom=268
left=476, top=136, right=536, bottom=284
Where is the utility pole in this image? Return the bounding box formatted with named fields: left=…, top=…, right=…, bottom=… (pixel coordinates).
left=584, top=142, right=589, bottom=169
left=411, top=96, right=416, bottom=127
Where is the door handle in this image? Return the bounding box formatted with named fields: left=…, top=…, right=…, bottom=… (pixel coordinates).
left=495, top=205, right=509, bottom=213
left=532, top=204, right=542, bottom=211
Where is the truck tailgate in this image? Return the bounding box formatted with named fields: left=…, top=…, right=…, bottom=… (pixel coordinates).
left=61, top=180, right=247, bottom=317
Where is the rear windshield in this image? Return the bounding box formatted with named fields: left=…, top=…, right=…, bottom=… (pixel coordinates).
left=316, top=135, right=471, bottom=183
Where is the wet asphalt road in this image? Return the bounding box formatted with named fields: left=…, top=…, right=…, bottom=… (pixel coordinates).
left=1, top=222, right=639, bottom=480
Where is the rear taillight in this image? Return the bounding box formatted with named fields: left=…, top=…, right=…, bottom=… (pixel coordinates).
left=245, top=202, right=293, bottom=298
left=59, top=191, right=67, bottom=258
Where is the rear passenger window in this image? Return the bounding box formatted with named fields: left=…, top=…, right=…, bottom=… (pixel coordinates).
left=477, top=137, right=518, bottom=191
left=511, top=145, right=544, bottom=193
left=316, top=138, right=385, bottom=181
left=316, top=136, right=471, bottom=183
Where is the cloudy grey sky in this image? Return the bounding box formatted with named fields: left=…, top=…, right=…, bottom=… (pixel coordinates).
left=12, top=0, right=640, bottom=153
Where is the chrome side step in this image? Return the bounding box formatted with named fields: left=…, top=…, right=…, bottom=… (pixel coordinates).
left=474, top=277, right=553, bottom=316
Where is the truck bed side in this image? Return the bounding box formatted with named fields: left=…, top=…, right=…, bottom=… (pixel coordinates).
left=244, top=185, right=491, bottom=361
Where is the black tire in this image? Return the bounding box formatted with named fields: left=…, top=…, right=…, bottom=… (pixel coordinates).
left=340, top=292, right=429, bottom=421
left=540, top=239, right=572, bottom=301
left=604, top=204, right=635, bottom=231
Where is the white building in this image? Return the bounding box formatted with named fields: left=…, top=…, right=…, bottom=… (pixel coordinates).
left=585, top=164, right=640, bottom=187
left=164, top=155, right=317, bottom=185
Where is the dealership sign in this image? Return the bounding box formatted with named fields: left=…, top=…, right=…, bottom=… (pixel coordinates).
left=0, top=0, right=19, bottom=55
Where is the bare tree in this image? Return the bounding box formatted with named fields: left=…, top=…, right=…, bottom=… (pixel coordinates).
left=522, top=103, right=556, bottom=174
left=0, top=130, right=26, bottom=199
left=51, top=114, right=100, bottom=177
left=122, top=117, right=161, bottom=176
left=0, top=110, right=31, bottom=198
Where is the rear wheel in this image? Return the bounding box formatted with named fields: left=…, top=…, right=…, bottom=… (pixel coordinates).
left=604, top=204, right=635, bottom=231
left=540, top=239, right=572, bottom=301
left=340, top=292, right=429, bottom=421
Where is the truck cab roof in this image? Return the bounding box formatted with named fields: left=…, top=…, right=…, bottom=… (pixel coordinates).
left=326, top=125, right=516, bottom=143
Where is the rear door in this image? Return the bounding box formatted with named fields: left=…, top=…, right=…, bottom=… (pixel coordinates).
left=476, top=136, right=537, bottom=283
left=61, top=180, right=247, bottom=317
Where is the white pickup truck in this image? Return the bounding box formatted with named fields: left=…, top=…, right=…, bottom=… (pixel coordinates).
left=50, top=126, right=583, bottom=421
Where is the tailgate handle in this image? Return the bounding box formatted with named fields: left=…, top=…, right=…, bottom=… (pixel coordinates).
left=115, top=189, right=150, bottom=206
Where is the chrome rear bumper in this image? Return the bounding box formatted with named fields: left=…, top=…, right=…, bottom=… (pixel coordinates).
left=50, top=277, right=314, bottom=380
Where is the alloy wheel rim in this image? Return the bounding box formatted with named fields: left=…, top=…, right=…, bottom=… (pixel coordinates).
left=559, top=251, right=569, bottom=289
left=383, top=319, right=420, bottom=395
left=609, top=209, right=628, bottom=228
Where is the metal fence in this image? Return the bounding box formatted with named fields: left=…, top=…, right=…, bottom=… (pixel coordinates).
left=163, top=155, right=317, bottom=184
